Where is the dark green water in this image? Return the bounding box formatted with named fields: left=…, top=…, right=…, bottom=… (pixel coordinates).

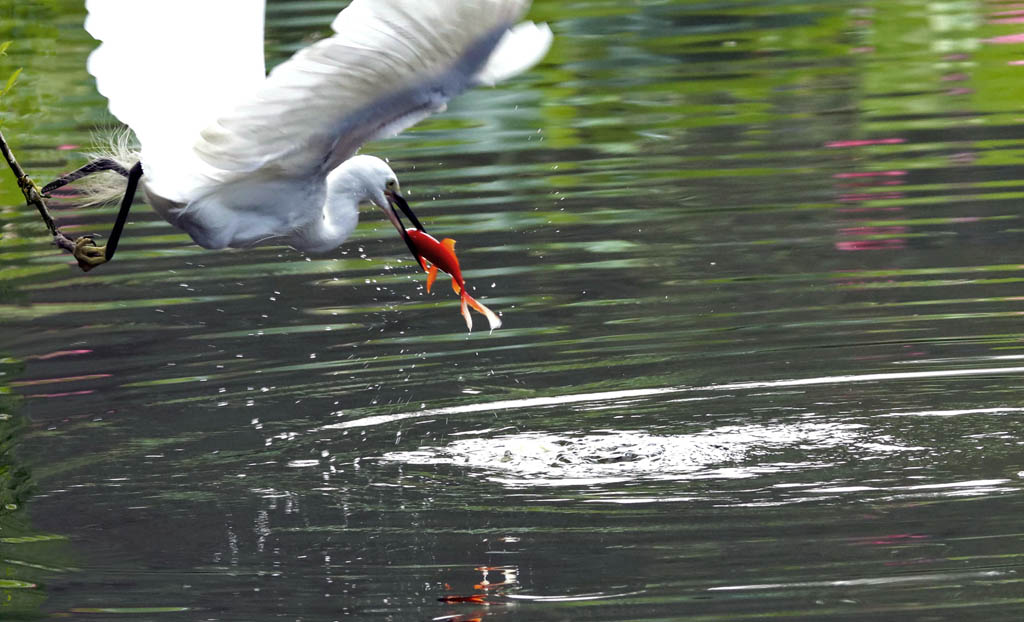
left=4, top=0, right=1024, bottom=620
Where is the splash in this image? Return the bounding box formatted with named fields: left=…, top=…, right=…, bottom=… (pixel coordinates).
left=380, top=423, right=897, bottom=486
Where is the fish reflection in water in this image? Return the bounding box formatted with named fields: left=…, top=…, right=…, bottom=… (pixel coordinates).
left=437, top=565, right=517, bottom=619
left=436, top=564, right=640, bottom=619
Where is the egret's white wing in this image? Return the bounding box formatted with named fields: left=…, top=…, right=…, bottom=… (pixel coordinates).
left=193, top=0, right=552, bottom=184
left=85, top=0, right=266, bottom=193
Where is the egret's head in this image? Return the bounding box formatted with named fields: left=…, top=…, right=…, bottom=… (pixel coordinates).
left=346, top=154, right=426, bottom=262
left=341, top=155, right=396, bottom=208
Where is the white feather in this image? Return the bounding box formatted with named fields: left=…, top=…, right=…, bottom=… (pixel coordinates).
left=473, top=21, right=553, bottom=86
left=85, top=0, right=266, bottom=201
left=75, top=127, right=141, bottom=206
left=192, top=0, right=543, bottom=191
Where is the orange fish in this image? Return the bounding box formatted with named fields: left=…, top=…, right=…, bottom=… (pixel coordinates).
left=437, top=594, right=489, bottom=604
left=406, top=229, right=501, bottom=332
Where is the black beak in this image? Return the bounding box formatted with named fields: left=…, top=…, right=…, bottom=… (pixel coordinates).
left=386, top=192, right=426, bottom=267
left=391, top=192, right=426, bottom=232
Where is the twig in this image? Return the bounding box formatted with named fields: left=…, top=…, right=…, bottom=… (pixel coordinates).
left=0, top=126, right=76, bottom=254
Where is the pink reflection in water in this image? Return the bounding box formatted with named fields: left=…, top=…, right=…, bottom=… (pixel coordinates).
left=858, top=533, right=930, bottom=546
left=836, top=239, right=905, bottom=251
left=832, top=163, right=909, bottom=251
left=836, top=181, right=905, bottom=189
left=837, top=192, right=904, bottom=202
left=836, top=223, right=908, bottom=252
left=833, top=171, right=907, bottom=179
left=26, top=349, right=93, bottom=360
left=984, top=33, right=1024, bottom=44
left=825, top=138, right=905, bottom=148
left=840, top=226, right=908, bottom=236
left=837, top=206, right=903, bottom=213
left=25, top=390, right=95, bottom=399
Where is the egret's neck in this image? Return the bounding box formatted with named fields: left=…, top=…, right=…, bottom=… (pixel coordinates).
left=292, top=164, right=377, bottom=253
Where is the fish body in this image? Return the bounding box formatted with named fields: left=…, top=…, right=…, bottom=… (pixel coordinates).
left=406, top=229, right=501, bottom=331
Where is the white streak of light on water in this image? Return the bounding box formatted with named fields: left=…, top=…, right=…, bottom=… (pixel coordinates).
left=320, top=366, right=1024, bottom=430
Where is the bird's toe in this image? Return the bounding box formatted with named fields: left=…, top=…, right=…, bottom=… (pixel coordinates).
left=72, top=236, right=108, bottom=271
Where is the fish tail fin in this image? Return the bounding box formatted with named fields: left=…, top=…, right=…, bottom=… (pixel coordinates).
left=464, top=291, right=502, bottom=331
left=460, top=290, right=473, bottom=332
left=426, top=264, right=438, bottom=293
left=451, top=278, right=462, bottom=295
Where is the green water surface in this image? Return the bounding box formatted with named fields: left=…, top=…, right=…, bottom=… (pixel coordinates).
left=4, top=1, right=1024, bottom=620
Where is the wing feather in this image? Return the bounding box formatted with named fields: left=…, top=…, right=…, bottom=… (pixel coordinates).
left=193, top=0, right=551, bottom=185
left=84, top=0, right=266, bottom=197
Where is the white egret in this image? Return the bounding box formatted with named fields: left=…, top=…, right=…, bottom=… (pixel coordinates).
left=44, top=0, right=552, bottom=270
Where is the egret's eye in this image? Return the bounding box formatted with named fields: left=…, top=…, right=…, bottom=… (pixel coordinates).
left=386, top=179, right=397, bottom=189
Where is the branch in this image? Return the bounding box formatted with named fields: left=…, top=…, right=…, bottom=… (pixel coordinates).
left=0, top=126, right=77, bottom=254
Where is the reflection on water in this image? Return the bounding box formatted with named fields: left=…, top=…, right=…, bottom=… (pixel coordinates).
left=4, top=0, right=1024, bottom=620
left=0, top=358, right=71, bottom=618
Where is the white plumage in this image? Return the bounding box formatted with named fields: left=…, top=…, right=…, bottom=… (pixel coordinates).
left=80, top=0, right=552, bottom=252
left=85, top=0, right=266, bottom=198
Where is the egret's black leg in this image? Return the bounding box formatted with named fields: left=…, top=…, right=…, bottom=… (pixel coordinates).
left=102, top=161, right=143, bottom=261
left=42, top=158, right=130, bottom=196
left=72, top=161, right=143, bottom=270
